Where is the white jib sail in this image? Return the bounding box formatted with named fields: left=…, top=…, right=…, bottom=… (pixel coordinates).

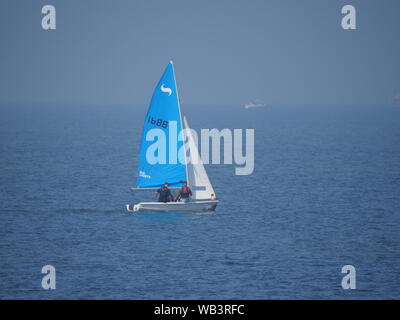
left=183, top=116, right=216, bottom=200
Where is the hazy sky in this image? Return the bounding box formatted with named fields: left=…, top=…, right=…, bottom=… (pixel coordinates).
left=0, top=0, right=399, bottom=105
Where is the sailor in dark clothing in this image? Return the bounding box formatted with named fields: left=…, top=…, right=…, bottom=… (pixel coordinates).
left=176, top=181, right=192, bottom=203
left=156, top=183, right=173, bottom=203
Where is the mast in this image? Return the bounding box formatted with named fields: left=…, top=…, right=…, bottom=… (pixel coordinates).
left=170, top=60, right=189, bottom=184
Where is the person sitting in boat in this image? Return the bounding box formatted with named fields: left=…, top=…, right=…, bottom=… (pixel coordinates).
left=156, top=183, right=173, bottom=203
left=175, top=181, right=192, bottom=203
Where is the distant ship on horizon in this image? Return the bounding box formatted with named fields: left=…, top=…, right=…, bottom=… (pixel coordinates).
left=244, top=100, right=266, bottom=109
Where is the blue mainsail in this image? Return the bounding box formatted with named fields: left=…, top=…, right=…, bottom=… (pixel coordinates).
left=136, top=61, right=187, bottom=188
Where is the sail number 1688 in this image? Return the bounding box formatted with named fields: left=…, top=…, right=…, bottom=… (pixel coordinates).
left=148, top=116, right=168, bottom=128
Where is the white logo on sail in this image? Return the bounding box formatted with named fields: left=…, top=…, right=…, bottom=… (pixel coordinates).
left=139, top=171, right=151, bottom=179
left=161, top=84, right=172, bottom=96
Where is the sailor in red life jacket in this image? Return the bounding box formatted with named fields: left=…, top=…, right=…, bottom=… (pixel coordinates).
left=175, top=181, right=192, bottom=203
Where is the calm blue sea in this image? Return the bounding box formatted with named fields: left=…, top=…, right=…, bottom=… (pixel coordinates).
left=0, top=104, right=399, bottom=299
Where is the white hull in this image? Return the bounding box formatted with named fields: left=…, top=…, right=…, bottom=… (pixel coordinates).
left=126, top=200, right=218, bottom=212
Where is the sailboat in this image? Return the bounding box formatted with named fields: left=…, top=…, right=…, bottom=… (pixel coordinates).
left=126, top=61, right=218, bottom=212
